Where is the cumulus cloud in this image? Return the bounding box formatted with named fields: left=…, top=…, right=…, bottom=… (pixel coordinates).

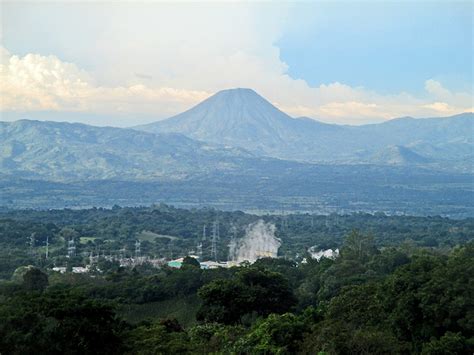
left=0, top=3, right=472, bottom=125
left=0, top=49, right=210, bottom=118
left=1, top=47, right=472, bottom=125
left=423, top=79, right=473, bottom=112
left=285, top=82, right=472, bottom=123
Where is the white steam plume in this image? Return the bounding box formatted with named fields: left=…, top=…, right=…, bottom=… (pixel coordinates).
left=231, top=220, right=281, bottom=263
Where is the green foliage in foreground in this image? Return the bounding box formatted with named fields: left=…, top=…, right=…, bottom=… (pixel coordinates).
left=197, top=268, right=296, bottom=325
left=1, top=231, right=473, bottom=354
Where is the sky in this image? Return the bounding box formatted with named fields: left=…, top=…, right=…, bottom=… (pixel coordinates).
left=0, top=1, right=472, bottom=126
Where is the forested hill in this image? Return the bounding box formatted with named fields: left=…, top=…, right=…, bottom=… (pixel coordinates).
left=0, top=119, right=258, bottom=181
left=1, top=205, right=473, bottom=279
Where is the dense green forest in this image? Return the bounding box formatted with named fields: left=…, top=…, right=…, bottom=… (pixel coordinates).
left=1, top=205, right=473, bottom=279
left=0, top=206, right=473, bottom=354
left=1, top=235, right=473, bottom=354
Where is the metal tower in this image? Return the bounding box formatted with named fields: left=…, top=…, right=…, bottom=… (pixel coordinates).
left=197, top=224, right=206, bottom=259
left=28, top=232, right=36, bottom=256
left=67, top=238, right=76, bottom=257
left=197, top=242, right=203, bottom=260
left=211, top=220, right=219, bottom=261
left=228, top=225, right=237, bottom=262
left=135, top=240, right=141, bottom=258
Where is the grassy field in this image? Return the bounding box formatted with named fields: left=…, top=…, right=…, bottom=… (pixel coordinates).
left=79, top=237, right=97, bottom=244
left=137, top=230, right=180, bottom=242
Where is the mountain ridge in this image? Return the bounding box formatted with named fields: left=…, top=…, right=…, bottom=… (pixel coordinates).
left=371, top=145, right=434, bottom=165
left=1, top=89, right=472, bottom=181
left=135, top=88, right=473, bottom=169
left=0, top=119, right=261, bottom=181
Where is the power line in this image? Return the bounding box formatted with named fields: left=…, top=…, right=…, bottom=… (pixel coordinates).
left=211, top=220, right=219, bottom=261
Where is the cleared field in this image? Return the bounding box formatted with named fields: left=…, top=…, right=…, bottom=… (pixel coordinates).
left=79, top=237, right=97, bottom=244
left=137, top=230, right=180, bottom=242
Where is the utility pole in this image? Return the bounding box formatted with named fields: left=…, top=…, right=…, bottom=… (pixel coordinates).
left=45, top=235, right=49, bottom=259
left=228, top=225, right=237, bottom=262
left=28, top=232, right=36, bottom=256
left=168, top=242, right=173, bottom=260
left=211, top=220, right=219, bottom=261
left=197, top=224, right=206, bottom=260
left=280, top=208, right=288, bottom=231
left=197, top=242, right=203, bottom=260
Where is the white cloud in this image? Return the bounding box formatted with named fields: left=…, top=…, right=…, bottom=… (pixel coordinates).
left=1, top=48, right=472, bottom=126
left=422, top=102, right=455, bottom=114
left=0, top=50, right=210, bottom=119
left=425, top=79, right=453, bottom=98
left=0, top=3, right=472, bottom=125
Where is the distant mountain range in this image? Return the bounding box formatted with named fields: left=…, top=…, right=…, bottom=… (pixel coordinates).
left=1, top=88, right=473, bottom=183
left=1, top=88, right=473, bottom=215
left=136, top=88, right=473, bottom=171
left=0, top=120, right=261, bottom=181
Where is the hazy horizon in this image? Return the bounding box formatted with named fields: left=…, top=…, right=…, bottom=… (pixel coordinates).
left=2, top=88, right=473, bottom=129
